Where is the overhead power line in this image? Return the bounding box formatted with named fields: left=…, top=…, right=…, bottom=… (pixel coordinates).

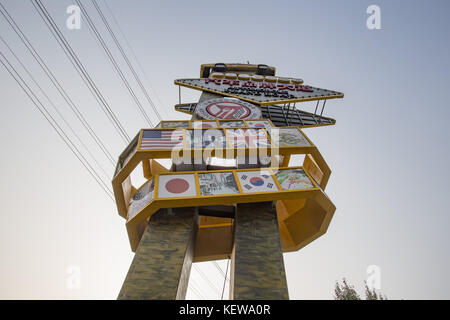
left=100, top=0, right=166, bottom=119
left=221, top=259, right=230, bottom=300
left=91, top=0, right=162, bottom=122
left=0, top=1, right=117, bottom=166
left=193, top=265, right=221, bottom=298
left=0, top=34, right=112, bottom=180
left=189, top=286, right=204, bottom=300
left=213, top=261, right=226, bottom=278
left=189, top=279, right=206, bottom=300
left=73, top=0, right=156, bottom=127
left=31, top=0, right=131, bottom=144
left=0, top=50, right=114, bottom=201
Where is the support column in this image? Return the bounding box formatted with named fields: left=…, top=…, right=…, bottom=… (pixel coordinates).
left=230, top=202, right=289, bottom=300
left=118, top=207, right=199, bottom=300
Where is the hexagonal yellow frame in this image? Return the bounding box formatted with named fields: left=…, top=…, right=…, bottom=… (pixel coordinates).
left=112, top=125, right=335, bottom=258
left=123, top=166, right=335, bottom=255
left=112, top=126, right=331, bottom=220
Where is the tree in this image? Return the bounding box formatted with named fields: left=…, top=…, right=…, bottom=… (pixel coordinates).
left=364, top=281, right=387, bottom=300
left=334, top=278, right=361, bottom=300
left=334, top=278, right=387, bottom=300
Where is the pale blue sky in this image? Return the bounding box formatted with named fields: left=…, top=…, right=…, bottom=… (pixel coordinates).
left=0, top=0, right=449, bottom=299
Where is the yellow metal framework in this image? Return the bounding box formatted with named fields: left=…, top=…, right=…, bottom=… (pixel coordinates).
left=112, top=125, right=335, bottom=258
left=124, top=166, right=335, bottom=254
left=112, top=126, right=331, bottom=220
left=112, top=61, right=342, bottom=261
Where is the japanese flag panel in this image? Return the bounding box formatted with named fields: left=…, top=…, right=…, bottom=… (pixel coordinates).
left=128, top=179, right=154, bottom=220
left=236, top=170, right=278, bottom=193
left=157, top=174, right=197, bottom=198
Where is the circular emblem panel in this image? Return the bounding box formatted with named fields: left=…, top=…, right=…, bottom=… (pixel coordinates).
left=195, top=98, right=261, bottom=120
left=165, top=178, right=190, bottom=194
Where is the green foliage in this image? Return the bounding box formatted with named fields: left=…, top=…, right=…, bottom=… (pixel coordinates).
left=334, top=278, right=387, bottom=300
left=334, top=278, right=361, bottom=300
left=364, top=281, right=388, bottom=300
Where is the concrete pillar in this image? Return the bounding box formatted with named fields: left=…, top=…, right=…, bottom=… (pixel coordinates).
left=118, top=207, right=199, bottom=300
left=230, top=202, right=289, bottom=300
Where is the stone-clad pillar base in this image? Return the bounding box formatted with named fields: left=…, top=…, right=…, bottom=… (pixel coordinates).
left=118, top=207, right=199, bottom=300
left=230, top=202, right=289, bottom=300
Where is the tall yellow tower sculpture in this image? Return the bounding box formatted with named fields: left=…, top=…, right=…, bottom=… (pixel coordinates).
left=113, top=63, right=343, bottom=300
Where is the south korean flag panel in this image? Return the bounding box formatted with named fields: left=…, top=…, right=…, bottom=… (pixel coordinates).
left=157, top=174, right=197, bottom=198
left=236, top=170, right=278, bottom=193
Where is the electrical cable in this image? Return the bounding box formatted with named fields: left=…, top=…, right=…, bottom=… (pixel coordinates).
left=0, top=50, right=114, bottom=201
left=0, top=1, right=119, bottom=164
left=73, top=0, right=155, bottom=127
left=221, top=259, right=230, bottom=300
left=91, top=0, right=162, bottom=122
left=31, top=0, right=131, bottom=144
left=0, top=34, right=112, bottom=180
left=100, top=0, right=166, bottom=118
left=193, top=265, right=221, bottom=297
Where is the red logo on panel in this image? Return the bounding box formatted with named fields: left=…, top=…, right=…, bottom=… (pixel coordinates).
left=206, top=102, right=251, bottom=119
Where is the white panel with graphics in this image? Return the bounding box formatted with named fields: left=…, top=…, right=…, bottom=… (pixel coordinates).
left=157, top=174, right=197, bottom=198
left=236, top=170, right=278, bottom=193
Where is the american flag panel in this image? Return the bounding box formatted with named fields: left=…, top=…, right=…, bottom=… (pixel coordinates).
left=140, top=130, right=184, bottom=150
